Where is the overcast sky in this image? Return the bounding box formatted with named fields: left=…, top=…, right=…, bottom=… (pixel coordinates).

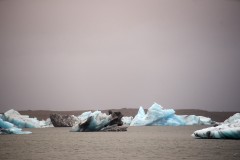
left=0, top=0, right=240, bottom=112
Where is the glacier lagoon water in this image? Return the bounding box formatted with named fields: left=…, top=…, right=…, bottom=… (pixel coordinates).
left=1, top=126, right=240, bottom=160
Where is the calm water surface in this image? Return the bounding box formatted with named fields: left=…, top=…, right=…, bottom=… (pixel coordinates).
left=0, top=126, right=239, bottom=160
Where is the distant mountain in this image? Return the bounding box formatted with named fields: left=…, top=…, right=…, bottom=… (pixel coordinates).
left=18, top=108, right=239, bottom=122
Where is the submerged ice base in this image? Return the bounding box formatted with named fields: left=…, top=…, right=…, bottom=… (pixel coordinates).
left=192, top=113, right=240, bottom=139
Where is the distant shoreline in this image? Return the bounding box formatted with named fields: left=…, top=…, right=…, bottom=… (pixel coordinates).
left=15, top=108, right=239, bottom=122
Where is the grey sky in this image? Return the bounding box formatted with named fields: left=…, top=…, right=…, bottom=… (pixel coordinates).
left=0, top=0, right=240, bottom=112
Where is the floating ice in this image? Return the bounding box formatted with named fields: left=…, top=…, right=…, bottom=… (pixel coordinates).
left=192, top=113, right=240, bottom=139
left=130, top=103, right=213, bottom=126
left=0, top=118, right=14, bottom=129
left=0, top=117, right=32, bottom=134
left=71, top=111, right=112, bottom=132
left=129, top=106, right=146, bottom=126
left=130, top=103, right=185, bottom=126
left=3, top=109, right=52, bottom=128
left=1, top=109, right=53, bottom=134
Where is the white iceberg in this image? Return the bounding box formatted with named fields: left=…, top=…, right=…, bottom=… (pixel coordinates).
left=130, top=103, right=213, bottom=126
left=3, top=109, right=52, bottom=128
left=192, top=113, right=240, bottom=139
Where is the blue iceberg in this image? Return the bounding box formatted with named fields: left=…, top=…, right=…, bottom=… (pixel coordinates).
left=0, top=109, right=54, bottom=135
left=0, top=117, right=32, bottom=134
left=0, top=117, right=14, bottom=129
left=130, top=103, right=213, bottom=126
left=3, top=109, right=52, bottom=128
left=130, top=103, right=185, bottom=126
left=192, top=113, right=240, bottom=139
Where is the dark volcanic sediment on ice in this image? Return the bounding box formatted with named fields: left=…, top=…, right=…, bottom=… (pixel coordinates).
left=18, top=108, right=238, bottom=122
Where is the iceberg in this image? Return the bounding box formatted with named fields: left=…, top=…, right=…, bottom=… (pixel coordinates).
left=129, top=106, right=146, bottom=126
left=1, top=109, right=54, bottom=134
left=0, top=117, right=32, bottom=134
left=192, top=113, right=240, bottom=139
left=0, top=118, right=14, bottom=129
left=3, top=109, right=52, bottom=128
left=71, top=110, right=127, bottom=132
left=130, top=103, right=213, bottom=126
left=130, top=103, right=184, bottom=126
left=71, top=110, right=112, bottom=132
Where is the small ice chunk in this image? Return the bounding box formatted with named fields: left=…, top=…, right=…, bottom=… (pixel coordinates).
left=130, top=103, right=213, bottom=126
